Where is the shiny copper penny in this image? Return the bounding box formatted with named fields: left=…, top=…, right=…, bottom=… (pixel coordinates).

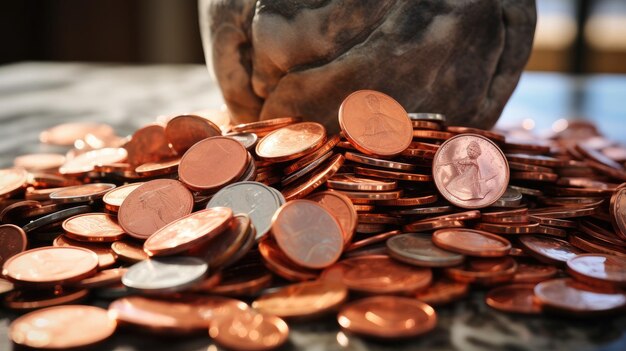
left=49, top=183, right=116, bottom=204
left=14, top=153, right=66, bottom=172
left=519, top=235, right=584, bottom=266
left=282, top=153, right=344, bottom=200
left=415, top=278, right=469, bottom=306
left=0, top=168, right=27, bottom=198
left=446, top=126, right=506, bottom=143
left=271, top=200, right=344, bottom=269
left=62, top=213, right=126, bottom=242
left=345, top=152, right=416, bottom=171
left=308, top=191, right=357, bottom=245
left=3, top=246, right=98, bottom=287
left=59, top=147, right=128, bottom=175
left=339, top=90, right=412, bottom=157
left=567, top=254, right=626, bottom=289
left=53, top=235, right=118, bottom=269
left=346, top=230, right=401, bottom=252
left=335, top=189, right=403, bottom=201
left=209, top=308, right=289, bottom=351
left=432, top=228, right=511, bottom=257
left=609, top=187, right=626, bottom=241
left=10, top=305, right=115, bottom=349
left=102, top=182, right=144, bottom=212
left=0, top=224, right=27, bottom=267
left=485, top=284, right=542, bottom=314
left=322, top=255, right=432, bottom=294
left=144, top=207, right=233, bottom=256
left=111, top=240, right=148, bottom=263
left=118, top=179, right=193, bottom=240
left=258, top=239, right=319, bottom=282
left=513, top=261, right=558, bottom=283
left=3, top=287, right=88, bottom=310
left=135, top=157, right=181, bottom=177
left=327, top=173, right=397, bottom=191
left=124, top=124, right=175, bottom=166
left=193, top=214, right=251, bottom=269
left=445, top=257, right=518, bottom=285
left=231, top=116, right=299, bottom=133
left=433, top=134, right=509, bottom=209
left=354, top=166, right=432, bottom=182
left=283, top=134, right=340, bottom=175
left=378, top=194, right=438, bottom=207
left=76, top=267, right=127, bottom=289
left=256, top=122, right=326, bottom=162
left=179, top=136, right=248, bottom=192
left=164, top=114, right=222, bottom=154
left=387, top=233, right=464, bottom=267
left=337, top=296, right=436, bottom=339
left=534, top=278, right=626, bottom=315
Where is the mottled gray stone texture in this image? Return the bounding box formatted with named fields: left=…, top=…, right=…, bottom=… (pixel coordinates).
left=200, top=0, right=536, bottom=132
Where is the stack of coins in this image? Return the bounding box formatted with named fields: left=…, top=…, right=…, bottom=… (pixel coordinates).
left=1, top=93, right=626, bottom=349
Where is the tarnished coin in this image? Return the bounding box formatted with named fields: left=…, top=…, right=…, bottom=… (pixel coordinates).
left=386, top=233, right=464, bottom=267
left=519, top=235, right=584, bottom=266
left=272, top=200, right=344, bottom=269
left=433, top=134, right=509, bottom=209
left=432, top=228, right=512, bottom=257
left=485, top=284, right=542, bottom=314
left=49, top=183, right=116, bottom=204
left=534, top=278, right=626, bottom=315
left=408, top=112, right=446, bottom=123
left=62, top=213, right=125, bottom=242
left=308, top=190, right=358, bottom=245
left=609, top=187, right=626, bottom=241
left=122, top=256, right=207, bottom=294
left=10, top=305, right=116, bottom=349
left=337, top=296, right=437, bottom=339
left=59, top=147, right=127, bottom=175
left=209, top=308, right=289, bottom=351
left=0, top=168, right=28, bottom=198
left=102, top=182, right=144, bottom=212
left=567, top=254, right=626, bottom=288
left=0, top=224, right=27, bottom=267
left=207, top=181, right=282, bottom=240
left=339, top=90, right=412, bottom=157
left=4, top=287, right=89, bottom=310
left=164, top=114, right=221, bottom=154
left=256, top=122, right=326, bottom=162
left=118, top=179, right=193, bottom=240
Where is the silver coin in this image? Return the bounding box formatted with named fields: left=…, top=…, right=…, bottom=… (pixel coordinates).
left=122, top=256, right=207, bottom=293
left=280, top=151, right=334, bottom=187
left=509, top=185, right=543, bottom=197
left=408, top=113, right=446, bottom=123
left=22, top=205, right=92, bottom=233
left=491, top=186, right=523, bottom=208
left=207, top=181, right=281, bottom=240
left=227, top=132, right=258, bottom=150
left=49, top=183, right=116, bottom=204
left=386, top=233, right=465, bottom=267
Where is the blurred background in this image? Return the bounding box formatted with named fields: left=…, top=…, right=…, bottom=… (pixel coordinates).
left=1, top=0, right=626, bottom=73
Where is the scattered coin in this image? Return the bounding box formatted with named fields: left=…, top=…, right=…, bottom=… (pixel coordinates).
left=122, top=256, right=208, bottom=294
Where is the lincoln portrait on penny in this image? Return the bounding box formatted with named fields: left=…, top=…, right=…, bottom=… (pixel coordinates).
left=362, top=94, right=401, bottom=148
left=438, top=141, right=494, bottom=201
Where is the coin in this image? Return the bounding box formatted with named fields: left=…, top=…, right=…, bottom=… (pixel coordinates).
left=10, top=305, right=116, bottom=349
left=534, top=278, right=626, bottom=315
left=75, top=267, right=127, bottom=289
left=335, top=189, right=403, bottom=201
left=519, top=235, right=584, bottom=266
left=49, top=183, right=116, bottom=204
left=102, top=182, right=144, bottom=212
left=415, top=278, right=469, bottom=306
left=432, top=228, right=511, bottom=257
left=386, top=233, right=464, bottom=267
left=327, top=173, right=397, bottom=191
left=445, top=257, right=518, bottom=285
left=354, top=166, right=432, bottom=182
left=228, top=132, right=259, bottom=150
left=164, top=114, right=222, bottom=154
left=346, top=230, right=400, bottom=252
left=62, top=213, right=125, bottom=242
left=194, top=214, right=251, bottom=269
left=433, top=134, right=509, bottom=209
left=388, top=205, right=454, bottom=216
left=59, top=147, right=128, bottom=175
left=491, top=187, right=523, bottom=207
left=447, top=126, right=506, bottom=143
left=485, top=284, right=542, bottom=314
left=53, top=235, right=117, bottom=269
left=110, top=240, right=148, bottom=263
left=282, top=154, right=344, bottom=200
left=118, top=179, right=193, bottom=240
left=566, top=254, right=626, bottom=289
left=258, top=238, right=319, bottom=281
left=271, top=200, right=344, bottom=269
left=345, top=152, right=416, bottom=171
left=209, top=308, right=289, bottom=351
left=280, top=151, right=334, bottom=186
left=0, top=168, right=27, bottom=198
left=122, top=256, right=207, bottom=294
left=337, top=296, right=436, bottom=339
left=231, top=116, right=299, bottom=133
left=378, top=194, right=438, bottom=207
left=0, top=224, right=27, bottom=267
left=3, top=246, right=98, bottom=287
left=512, top=261, right=558, bottom=283
left=13, top=153, right=66, bottom=172
left=255, top=122, right=326, bottom=162
left=179, top=136, right=249, bottom=192
left=308, top=191, right=357, bottom=245
left=135, top=157, right=181, bottom=177
left=339, top=90, right=412, bottom=157
left=40, top=122, right=115, bottom=146
left=3, top=288, right=88, bottom=310
left=609, top=187, right=626, bottom=241
left=283, top=134, right=340, bottom=175
left=124, top=124, right=175, bottom=167
left=144, top=207, right=233, bottom=256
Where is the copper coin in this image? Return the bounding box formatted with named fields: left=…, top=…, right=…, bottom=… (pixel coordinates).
left=505, top=153, right=566, bottom=167
left=59, top=147, right=128, bottom=175
left=258, top=239, right=318, bottom=281
left=327, top=173, right=397, bottom=191
left=282, top=153, right=344, bottom=200
left=283, top=134, right=340, bottom=175
left=111, top=240, right=148, bottom=263
left=339, top=90, right=412, bottom=157
left=209, top=308, right=289, bottom=351
left=109, top=295, right=246, bottom=334
left=322, top=255, right=432, bottom=294
left=0, top=168, right=27, bottom=198
left=10, top=305, right=115, bottom=349
left=0, top=224, right=27, bottom=267
left=475, top=222, right=540, bottom=235
left=164, top=114, right=222, bottom=154
left=144, top=207, right=233, bottom=256
left=519, top=235, right=584, bottom=266
left=357, top=213, right=403, bottom=225
left=308, top=191, right=357, bottom=245
left=378, top=194, right=438, bottom=207
left=346, top=230, right=401, bottom=252
left=40, top=122, right=115, bottom=145
left=567, top=254, right=626, bottom=288
left=444, top=257, right=518, bottom=285
left=345, top=152, right=416, bottom=171
left=135, top=157, right=181, bottom=177
left=511, top=171, right=558, bottom=182
left=413, top=129, right=456, bottom=140
left=485, top=284, right=542, bottom=314
left=3, top=288, right=88, bottom=310
left=335, top=189, right=403, bottom=201
left=337, top=296, right=436, bottom=339
left=609, top=187, right=626, bottom=241
left=387, top=233, right=464, bottom=267
left=432, top=228, right=512, bottom=257
left=14, top=153, right=66, bottom=172
left=255, top=122, right=326, bottom=162
left=3, top=246, right=98, bottom=287
left=403, top=218, right=465, bottom=232
left=102, top=182, right=144, bottom=212
left=415, top=278, right=469, bottom=306
left=210, top=262, right=273, bottom=297
left=354, top=166, right=432, bottom=182
left=118, top=179, right=193, bottom=240
left=0, top=200, right=42, bottom=223
left=195, top=214, right=251, bottom=269
left=0, top=278, right=14, bottom=295
left=280, top=151, right=334, bottom=187
left=62, top=213, right=126, bottom=242
left=271, top=200, right=344, bottom=269
left=534, top=278, right=626, bottom=315
left=446, top=126, right=506, bottom=143
left=231, top=116, right=299, bottom=133
left=179, top=136, right=248, bottom=192
left=124, top=124, right=175, bottom=166
left=411, top=120, right=442, bottom=130
left=76, top=267, right=127, bottom=289
left=389, top=205, right=454, bottom=216
left=49, top=183, right=116, bottom=204
left=433, top=134, right=509, bottom=209
left=53, top=235, right=118, bottom=269
left=513, top=261, right=558, bottom=283
left=569, top=233, right=626, bottom=258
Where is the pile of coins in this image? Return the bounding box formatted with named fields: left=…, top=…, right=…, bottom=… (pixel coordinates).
left=1, top=89, right=626, bottom=349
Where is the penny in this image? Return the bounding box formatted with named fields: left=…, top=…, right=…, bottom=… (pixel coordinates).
left=231, top=116, right=299, bottom=133
left=569, top=233, right=626, bottom=258
left=49, top=183, right=116, bottom=204
left=512, top=261, right=558, bottom=283
left=433, top=134, right=509, bottom=209
left=118, top=179, right=193, bottom=240
left=0, top=168, right=27, bottom=198
left=207, top=181, right=282, bottom=240
left=3, top=246, right=98, bottom=287
left=511, top=171, right=558, bottom=182
left=0, top=278, right=14, bottom=295
left=485, top=284, right=542, bottom=314
left=519, top=235, right=584, bottom=266
left=403, top=218, right=464, bottom=232
left=355, top=223, right=388, bottom=234
left=21, top=205, right=92, bottom=234
left=577, top=143, right=625, bottom=170
left=346, top=230, right=401, bottom=252
left=378, top=194, right=438, bottom=207
left=432, top=228, right=511, bottom=257
left=447, top=126, right=506, bottom=143
left=475, top=222, right=540, bottom=235
left=210, top=262, right=273, bottom=296
left=339, top=90, right=412, bottom=157
left=354, top=166, right=432, bottom=182
left=53, top=235, right=117, bottom=269
left=408, top=112, right=446, bottom=123
left=386, top=233, right=464, bottom=267
left=3, top=288, right=88, bottom=310
left=39, top=122, right=115, bottom=146
left=534, top=278, right=626, bottom=315
left=445, top=257, right=518, bottom=285
left=14, top=153, right=66, bottom=172
left=209, top=308, right=289, bottom=351
left=567, top=254, right=626, bottom=289
left=135, top=157, right=181, bottom=177
left=388, top=205, right=454, bottom=216
left=401, top=148, right=437, bottom=159
left=510, top=185, right=543, bottom=197
left=609, top=187, right=626, bottom=241
left=164, top=114, right=222, bottom=154
left=280, top=151, right=334, bottom=186
left=357, top=213, right=403, bottom=225
left=308, top=191, right=357, bottom=245
left=337, top=296, right=436, bottom=339
left=194, top=214, right=251, bottom=269
left=62, top=213, right=126, bottom=242
left=411, top=120, right=442, bottom=130
left=508, top=161, right=553, bottom=173
left=482, top=207, right=528, bottom=221
left=345, top=152, right=416, bottom=171
left=59, top=147, right=128, bottom=175
left=144, top=207, right=233, bottom=256
left=335, top=189, right=403, bottom=201
left=102, top=182, right=144, bottom=212
left=0, top=200, right=42, bottom=223
left=505, top=153, right=566, bottom=167
left=415, top=278, right=469, bottom=306
left=578, top=220, right=626, bottom=247
left=322, top=255, right=432, bottom=294
left=259, top=238, right=319, bottom=281
left=272, top=200, right=344, bottom=269
left=10, top=305, right=116, bottom=349
left=283, top=134, right=340, bottom=175
left=529, top=206, right=597, bottom=219
left=122, top=256, right=207, bottom=294
left=327, top=173, right=397, bottom=191
left=179, top=136, right=248, bottom=192
left=413, top=129, right=456, bottom=140
left=0, top=224, right=27, bottom=267
left=124, top=124, right=175, bottom=167
left=255, top=122, right=326, bottom=162
left=282, top=153, right=344, bottom=200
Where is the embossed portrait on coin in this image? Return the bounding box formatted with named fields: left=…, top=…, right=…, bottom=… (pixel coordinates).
left=438, top=141, right=494, bottom=201
left=362, top=94, right=401, bottom=147
left=138, top=185, right=185, bottom=230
